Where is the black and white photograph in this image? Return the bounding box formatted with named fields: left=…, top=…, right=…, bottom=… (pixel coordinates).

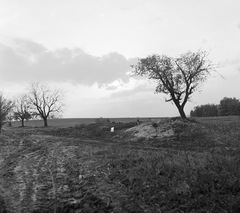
left=0, top=0, right=240, bottom=212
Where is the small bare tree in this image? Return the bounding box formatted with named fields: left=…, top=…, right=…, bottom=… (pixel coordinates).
left=13, top=95, right=32, bottom=127
left=28, top=83, right=64, bottom=127
left=0, top=93, right=13, bottom=133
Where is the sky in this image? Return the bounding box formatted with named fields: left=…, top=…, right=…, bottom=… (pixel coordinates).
left=0, top=0, right=240, bottom=118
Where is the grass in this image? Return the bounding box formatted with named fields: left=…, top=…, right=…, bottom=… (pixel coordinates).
left=0, top=116, right=240, bottom=212
left=194, top=115, right=240, bottom=123
left=106, top=149, right=240, bottom=212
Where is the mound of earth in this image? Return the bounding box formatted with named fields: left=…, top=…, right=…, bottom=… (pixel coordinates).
left=125, top=118, right=205, bottom=140
left=125, top=118, right=174, bottom=139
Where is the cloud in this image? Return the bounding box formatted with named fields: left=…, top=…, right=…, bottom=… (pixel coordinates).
left=110, top=82, right=154, bottom=99
left=0, top=39, right=137, bottom=86
left=105, top=85, right=119, bottom=90
left=13, top=39, right=47, bottom=55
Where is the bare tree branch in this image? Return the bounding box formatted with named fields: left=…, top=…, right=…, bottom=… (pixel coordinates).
left=28, top=83, right=64, bottom=127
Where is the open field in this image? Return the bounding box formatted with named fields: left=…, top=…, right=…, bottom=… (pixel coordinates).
left=10, top=115, right=240, bottom=128
left=0, top=116, right=240, bottom=212
left=195, top=115, right=240, bottom=123
left=10, top=117, right=159, bottom=128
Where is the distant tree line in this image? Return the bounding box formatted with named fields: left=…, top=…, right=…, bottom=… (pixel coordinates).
left=190, top=97, right=240, bottom=117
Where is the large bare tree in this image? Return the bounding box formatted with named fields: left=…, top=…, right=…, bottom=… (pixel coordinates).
left=132, top=51, right=214, bottom=119
left=28, top=83, right=64, bottom=127
left=0, top=92, right=13, bottom=133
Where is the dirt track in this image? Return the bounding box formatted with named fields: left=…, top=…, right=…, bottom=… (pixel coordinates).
left=0, top=125, right=180, bottom=212
left=0, top=126, right=201, bottom=212
left=0, top=128, right=126, bottom=212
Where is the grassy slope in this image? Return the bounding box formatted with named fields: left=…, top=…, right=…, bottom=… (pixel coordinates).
left=0, top=116, right=240, bottom=212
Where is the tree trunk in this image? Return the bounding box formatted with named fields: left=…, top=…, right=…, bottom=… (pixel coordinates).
left=172, top=98, right=187, bottom=119
left=21, top=119, right=24, bottom=127
left=177, top=106, right=187, bottom=119
left=43, top=117, right=48, bottom=127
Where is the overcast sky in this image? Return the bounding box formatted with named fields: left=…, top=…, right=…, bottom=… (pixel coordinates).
left=0, top=0, right=240, bottom=118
